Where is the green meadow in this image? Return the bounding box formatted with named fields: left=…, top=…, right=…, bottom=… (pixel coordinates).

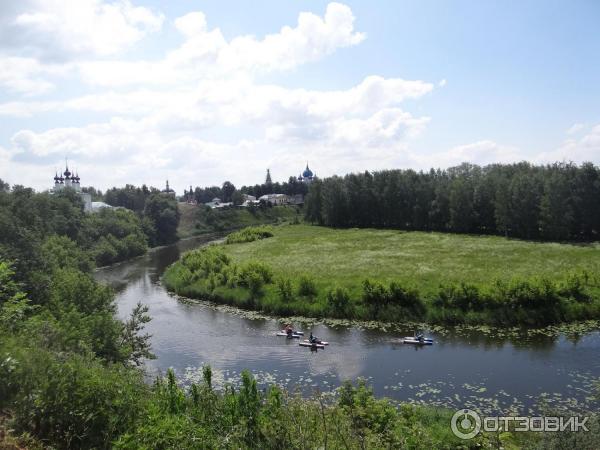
left=164, top=224, right=600, bottom=325
left=223, top=225, right=600, bottom=296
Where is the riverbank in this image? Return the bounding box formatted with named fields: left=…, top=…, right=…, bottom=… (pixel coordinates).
left=163, top=224, right=600, bottom=326
left=177, top=202, right=302, bottom=238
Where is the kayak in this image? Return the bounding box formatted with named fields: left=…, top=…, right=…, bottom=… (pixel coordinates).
left=276, top=332, right=302, bottom=338
left=303, top=339, right=329, bottom=345
left=403, top=338, right=433, bottom=345
left=403, top=336, right=433, bottom=342
left=279, top=330, right=303, bottom=335
left=299, top=342, right=325, bottom=349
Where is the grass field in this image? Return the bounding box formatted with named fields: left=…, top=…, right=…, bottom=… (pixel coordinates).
left=223, top=225, right=600, bottom=297
left=165, top=224, right=600, bottom=325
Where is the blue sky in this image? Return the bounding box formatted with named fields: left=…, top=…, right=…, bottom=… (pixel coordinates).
left=0, top=0, right=599, bottom=192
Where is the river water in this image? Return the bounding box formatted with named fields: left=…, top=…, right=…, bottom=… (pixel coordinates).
left=95, top=236, right=600, bottom=414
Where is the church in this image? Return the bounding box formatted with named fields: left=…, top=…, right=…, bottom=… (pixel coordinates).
left=297, top=163, right=316, bottom=184
left=52, top=162, right=92, bottom=212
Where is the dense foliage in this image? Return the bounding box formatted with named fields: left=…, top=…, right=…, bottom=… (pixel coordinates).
left=186, top=176, right=309, bottom=205
left=225, top=226, right=274, bottom=244
left=305, top=162, right=600, bottom=241
left=178, top=202, right=301, bottom=237
left=104, top=184, right=181, bottom=245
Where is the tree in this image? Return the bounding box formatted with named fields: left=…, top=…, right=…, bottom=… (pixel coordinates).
left=321, top=177, right=349, bottom=227
left=539, top=171, right=574, bottom=240
left=221, top=181, right=236, bottom=203
left=509, top=172, right=541, bottom=239
left=120, top=301, right=155, bottom=366
left=232, top=190, right=244, bottom=206
left=304, top=179, right=323, bottom=224
left=144, top=194, right=180, bottom=245
left=449, top=177, right=474, bottom=233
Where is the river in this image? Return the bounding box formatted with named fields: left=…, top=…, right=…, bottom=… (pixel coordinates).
left=95, top=235, right=600, bottom=414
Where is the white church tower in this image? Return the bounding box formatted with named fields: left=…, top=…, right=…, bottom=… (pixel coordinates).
left=52, top=159, right=92, bottom=212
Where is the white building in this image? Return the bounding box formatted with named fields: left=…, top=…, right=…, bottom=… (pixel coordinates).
left=52, top=163, right=92, bottom=212
left=259, top=193, right=289, bottom=205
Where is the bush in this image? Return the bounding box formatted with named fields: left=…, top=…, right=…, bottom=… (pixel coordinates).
left=298, top=275, right=318, bottom=297
left=239, top=261, right=273, bottom=285
left=276, top=277, right=293, bottom=302
left=3, top=346, right=146, bottom=450
left=327, top=286, right=351, bottom=316
left=434, top=282, right=483, bottom=311
left=225, top=226, right=274, bottom=244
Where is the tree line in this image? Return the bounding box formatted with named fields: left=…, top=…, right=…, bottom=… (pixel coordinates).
left=103, top=184, right=180, bottom=245
left=181, top=175, right=310, bottom=205
left=304, top=162, right=600, bottom=241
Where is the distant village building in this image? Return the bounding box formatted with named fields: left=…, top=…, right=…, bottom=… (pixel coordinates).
left=259, top=193, right=289, bottom=205
left=90, top=201, right=114, bottom=210
left=183, top=185, right=197, bottom=204
left=52, top=161, right=92, bottom=212
left=289, top=194, right=304, bottom=205
left=205, top=197, right=233, bottom=209
left=162, top=180, right=176, bottom=197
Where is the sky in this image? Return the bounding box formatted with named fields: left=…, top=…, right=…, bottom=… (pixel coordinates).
left=0, top=0, right=599, bottom=193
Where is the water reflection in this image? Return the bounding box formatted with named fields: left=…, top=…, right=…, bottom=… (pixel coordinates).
left=94, top=236, right=600, bottom=414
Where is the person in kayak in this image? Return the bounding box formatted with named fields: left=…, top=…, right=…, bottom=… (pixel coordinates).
left=309, top=332, right=317, bottom=343
left=285, top=324, right=293, bottom=337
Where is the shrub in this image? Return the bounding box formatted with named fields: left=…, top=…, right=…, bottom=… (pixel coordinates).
left=297, top=275, right=318, bottom=297
left=276, top=277, right=293, bottom=302
left=225, top=226, right=274, bottom=244
left=362, top=279, right=388, bottom=310
left=181, top=246, right=231, bottom=276
left=239, top=261, right=273, bottom=285
left=434, top=282, right=483, bottom=311
left=327, top=286, right=351, bottom=316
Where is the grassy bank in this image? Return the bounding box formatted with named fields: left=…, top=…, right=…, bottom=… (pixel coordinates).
left=177, top=203, right=302, bottom=238
left=164, top=225, right=600, bottom=326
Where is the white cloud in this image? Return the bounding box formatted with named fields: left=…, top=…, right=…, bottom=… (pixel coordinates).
left=412, top=140, right=524, bottom=169
left=76, top=2, right=365, bottom=88
left=538, top=123, right=600, bottom=164
left=0, top=57, right=70, bottom=96
left=174, top=11, right=208, bottom=38
left=566, top=123, right=585, bottom=135
left=216, top=2, right=365, bottom=72
left=438, top=79, right=447, bottom=87
left=0, top=2, right=439, bottom=191
left=1, top=0, right=164, bottom=61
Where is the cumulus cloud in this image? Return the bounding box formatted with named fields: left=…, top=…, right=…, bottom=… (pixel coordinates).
left=0, top=2, right=439, bottom=191
left=77, top=2, right=365, bottom=87
left=0, top=0, right=164, bottom=61
left=538, top=123, right=600, bottom=164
